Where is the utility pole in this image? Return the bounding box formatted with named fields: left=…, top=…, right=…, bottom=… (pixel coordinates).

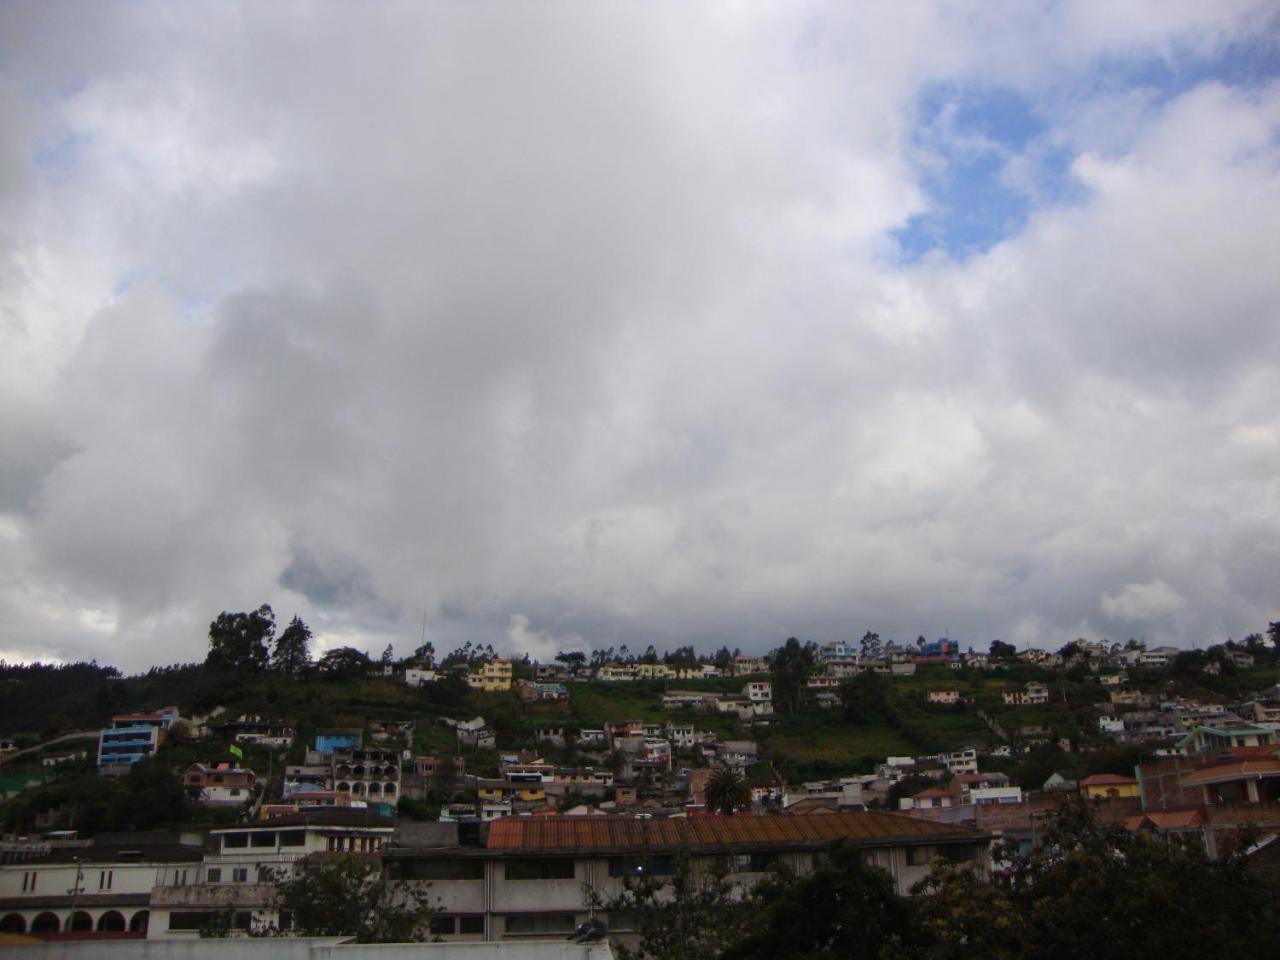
left=65, top=857, right=84, bottom=931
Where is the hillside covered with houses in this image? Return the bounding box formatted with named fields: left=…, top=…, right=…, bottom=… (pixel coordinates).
left=3, top=613, right=1280, bottom=944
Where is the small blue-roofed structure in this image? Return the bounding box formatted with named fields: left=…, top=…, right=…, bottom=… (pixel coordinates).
left=315, top=728, right=363, bottom=755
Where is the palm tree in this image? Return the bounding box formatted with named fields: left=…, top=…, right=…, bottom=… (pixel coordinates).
left=704, top=767, right=751, bottom=815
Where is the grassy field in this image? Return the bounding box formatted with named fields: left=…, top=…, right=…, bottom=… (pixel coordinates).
left=761, top=722, right=915, bottom=778
left=896, top=707, right=995, bottom=749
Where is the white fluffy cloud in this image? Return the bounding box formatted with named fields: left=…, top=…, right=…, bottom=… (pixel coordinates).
left=1, top=2, right=1277, bottom=669
left=1102, top=580, right=1189, bottom=622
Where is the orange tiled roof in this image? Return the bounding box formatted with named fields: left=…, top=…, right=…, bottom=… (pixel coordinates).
left=1080, top=774, right=1137, bottom=787
left=1124, top=808, right=1206, bottom=831
left=484, top=812, right=985, bottom=853
left=1180, top=759, right=1280, bottom=787
left=912, top=786, right=953, bottom=798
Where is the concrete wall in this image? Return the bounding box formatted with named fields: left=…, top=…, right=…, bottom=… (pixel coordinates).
left=0, top=862, right=159, bottom=899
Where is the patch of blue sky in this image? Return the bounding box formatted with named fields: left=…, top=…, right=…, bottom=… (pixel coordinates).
left=31, top=129, right=90, bottom=178
left=892, top=84, right=1069, bottom=263
left=1090, top=31, right=1280, bottom=103
left=892, top=32, right=1279, bottom=264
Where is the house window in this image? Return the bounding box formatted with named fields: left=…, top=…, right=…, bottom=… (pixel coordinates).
left=206, top=868, right=222, bottom=883
left=232, top=868, right=248, bottom=883
left=98, top=870, right=113, bottom=890
left=230, top=788, right=240, bottom=796
left=429, top=916, right=456, bottom=935
left=504, top=914, right=577, bottom=934
left=503, top=858, right=575, bottom=880
left=459, top=916, right=484, bottom=935
left=250, top=831, right=276, bottom=847
left=169, top=912, right=215, bottom=931
left=905, top=846, right=934, bottom=867
left=223, top=833, right=248, bottom=849
left=21, top=872, right=36, bottom=892
left=387, top=859, right=485, bottom=881
left=730, top=852, right=776, bottom=873
left=279, top=831, right=305, bottom=847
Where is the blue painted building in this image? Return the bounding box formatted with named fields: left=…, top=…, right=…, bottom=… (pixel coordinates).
left=820, top=640, right=859, bottom=660
left=315, top=728, right=363, bottom=755
left=919, top=638, right=959, bottom=658
left=96, top=707, right=179, bottom=774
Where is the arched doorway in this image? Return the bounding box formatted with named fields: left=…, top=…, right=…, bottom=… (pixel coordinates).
left=129, top=910, right=149, bottom=933
left=31, top=913, right=60, bottom=933
left=69, top=911, right=93, bottom=932
left=0, top=914, right=26, bottom=934
left=97, top=910, right=126, bottom=932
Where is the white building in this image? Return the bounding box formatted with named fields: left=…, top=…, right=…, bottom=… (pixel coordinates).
left=0, top=834, right=203, bottom=938
left=148, top=811, right=395, bottom=937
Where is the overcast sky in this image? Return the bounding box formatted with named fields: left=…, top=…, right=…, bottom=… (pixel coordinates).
left=2, top=2, right=1278, bottom=671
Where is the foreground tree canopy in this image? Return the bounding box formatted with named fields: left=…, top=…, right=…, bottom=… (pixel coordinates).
left=274, top=855, right=435, bottom=942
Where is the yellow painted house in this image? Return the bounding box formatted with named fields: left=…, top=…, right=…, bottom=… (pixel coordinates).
left=475, top=779, right=546, bottom=803
left=466, top=658, right=513, bottom=692
left=1079, top=774, right=1140, bottom=800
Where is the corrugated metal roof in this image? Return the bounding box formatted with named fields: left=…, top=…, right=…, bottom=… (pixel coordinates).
left=485, top=812, right=985, bottom=854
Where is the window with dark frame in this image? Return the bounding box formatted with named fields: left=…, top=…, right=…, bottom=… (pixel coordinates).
left=503, top=858, right=575, bottom=880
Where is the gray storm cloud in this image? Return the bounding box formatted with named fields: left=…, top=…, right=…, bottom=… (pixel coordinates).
left=0, top=1, right=1277, bottom=669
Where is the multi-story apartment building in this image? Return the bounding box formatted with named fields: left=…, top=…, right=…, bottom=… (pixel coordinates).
left=331, top=748, right=400, bottom=801
left=96, top=708, right=180, bottom=776
left=96, top=724, right=163, bottom=774
left=381, top=812, right=989, bottom=941
left=147, top=811, right=395, bottom=937
left=467, top=659, right=513, bottom=692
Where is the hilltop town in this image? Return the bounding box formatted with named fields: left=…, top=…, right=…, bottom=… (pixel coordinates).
left=2, top=614, right=1280, bottom=945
